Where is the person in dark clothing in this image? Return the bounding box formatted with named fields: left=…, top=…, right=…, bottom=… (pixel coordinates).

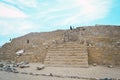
left=70, top=26, right=73, bottom=30
left=27, top=39, right=29, bottom=44
left=9, top=38, right=12, bottom=41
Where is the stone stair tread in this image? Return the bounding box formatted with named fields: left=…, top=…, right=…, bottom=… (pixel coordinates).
left=45, top=58, right=87, bottom=61
left=50, top=47, right=87, bottom=49
left=49, top=49, right=87, bottom=51
left=46, top=52, right=88, bottom=55
left=48, top=50, right=87, bottom=53
left=46, top=55, right=87, bottom=57
left=46, top=58, right=87, bottom=61
left=44, top=42, right=88, bottom=68
left=45, top=63, right=88, bottom=67
left=44, top=62, right=88, bottom=65
left=45, top=65, right=89, bottom=68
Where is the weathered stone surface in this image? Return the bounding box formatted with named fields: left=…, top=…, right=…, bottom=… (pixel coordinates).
left=108, top=65, right=113, bottom=68
left=36, top=64, right=45, bottom=70
left=0, top=26, right=120, bottom=66
left=44, top=42, right=88, bottom=67
left=93, top=63, right=97, bottom=66
left=0, top=61, right=19, bottom=73
left=0, top=63, right=4, bottom=67
left=18, top=61, right=30, bottom=68
left=19, top=65, right=29, bottom=68
left=16, top=49, right=25, bottom=56
left=3, top=65, right=17, bottom=72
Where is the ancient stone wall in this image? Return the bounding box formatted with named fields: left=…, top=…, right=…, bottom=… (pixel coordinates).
left=63, top=26, right=120, bottom=66
left=0, top=25, right=120, bottom=66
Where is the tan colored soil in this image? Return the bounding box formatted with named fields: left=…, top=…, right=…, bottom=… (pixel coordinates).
left=0, top=63, right=120, bottom=80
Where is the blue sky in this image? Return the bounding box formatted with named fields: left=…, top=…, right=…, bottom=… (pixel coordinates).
left=0, top=0, right=120, bottom=46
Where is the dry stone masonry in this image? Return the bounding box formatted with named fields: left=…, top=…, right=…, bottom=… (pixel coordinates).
left=44, top=42, right=88, bottom=67
left=0, top=25, right=120, bottom=66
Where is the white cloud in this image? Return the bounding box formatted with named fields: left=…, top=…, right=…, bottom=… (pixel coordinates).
left=0, top=0, right=114, bottom=46
left=5, top=0, right=16, bottom=4
left=0, top=20, right=37, bottom=36
left=0, top=2, right=27, bottom=18
left=78, top=0, right=111, bottom=19
left=63, top=0, right=108, bottom=25
left=0, top=0, right=113, bottom=35
left=37, top=0, right=112, bottom=26
left=18, top=0, right=38, bottom=8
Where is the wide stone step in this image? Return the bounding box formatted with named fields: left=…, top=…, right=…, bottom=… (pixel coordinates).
left=49, top=48, right=86, bottom=51
left=47, top=50, right=87, bottom=53
left=45, top=55, right=87, bottom=58
left=46, top=53, right=88, bottom=58
left=62, top=46, right=86, bottom=48
left=50, top=47, right=86, bottom=49
left=44, top=42, right=88, bottom=67
left=44, top=61, right=88, bottom=64
left=54, top=46, right=86, bottom=49
left=48, top=49, right=87, bottom=51
left=46, top=55, right=88, bottom=58
left=44, top=62, right=88, bottom=67
left=48, top=51, right=87, bottom=54
left=45, top=59, right=87, bottom=62
left=45, top=59, right=88, bottom=63
left=45, top=64, right=89, bottom=68
left=59, top=43, right=85, bottom=46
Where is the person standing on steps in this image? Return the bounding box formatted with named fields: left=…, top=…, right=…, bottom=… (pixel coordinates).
left=9, top=38, right=12, bottom=41
left=70, top=25, right=73, bottom=30
left=27, top=39, right=29, bottom=44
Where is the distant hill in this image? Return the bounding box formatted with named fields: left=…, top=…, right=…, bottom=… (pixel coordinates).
left=0, top=25, right=120, bottom=66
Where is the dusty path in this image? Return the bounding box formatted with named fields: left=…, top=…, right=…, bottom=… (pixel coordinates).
left=0, top=71, right=85, bottom=80
left=0, top=63, right=120, bottom=80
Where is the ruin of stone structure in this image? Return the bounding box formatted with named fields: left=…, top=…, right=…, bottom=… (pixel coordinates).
left=0, top=25, right=120, bottom=67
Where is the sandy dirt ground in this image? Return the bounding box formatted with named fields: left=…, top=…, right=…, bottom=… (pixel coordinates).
left=0, top=63, right=120, bottom=80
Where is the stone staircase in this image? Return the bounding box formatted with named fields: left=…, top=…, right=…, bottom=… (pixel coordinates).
left=44, top=42, right=88, bottom=67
